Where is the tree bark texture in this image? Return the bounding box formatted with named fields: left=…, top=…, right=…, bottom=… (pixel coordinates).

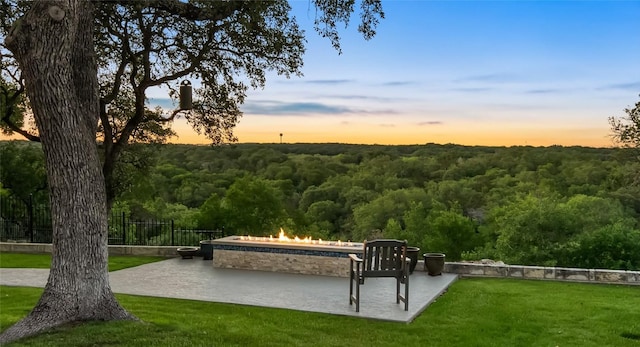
left=2, top=1, right=134, bottom=344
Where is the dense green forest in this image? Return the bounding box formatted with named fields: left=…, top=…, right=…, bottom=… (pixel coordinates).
left=2, top=141, right=639, bottom=270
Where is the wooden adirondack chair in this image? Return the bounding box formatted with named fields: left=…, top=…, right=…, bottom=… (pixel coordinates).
left=349, top=239, right=410, bottom=312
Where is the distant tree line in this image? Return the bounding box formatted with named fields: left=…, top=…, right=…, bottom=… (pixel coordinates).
left=2, top=141, right=639, bottom=270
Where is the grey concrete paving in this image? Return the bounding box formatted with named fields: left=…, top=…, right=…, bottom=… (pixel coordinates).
left=0, top=257, right=457, bottom=322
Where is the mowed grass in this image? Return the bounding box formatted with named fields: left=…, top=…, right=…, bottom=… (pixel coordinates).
left=1, top=277, right=639, bottom=347
left=0, top=252, right=167, bottom=271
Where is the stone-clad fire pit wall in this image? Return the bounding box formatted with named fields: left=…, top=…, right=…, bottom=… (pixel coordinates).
left=211, top=236, right=363, bottom=277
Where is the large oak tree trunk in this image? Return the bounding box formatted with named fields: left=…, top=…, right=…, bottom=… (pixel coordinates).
left=1, top=1, right=134, bottom=344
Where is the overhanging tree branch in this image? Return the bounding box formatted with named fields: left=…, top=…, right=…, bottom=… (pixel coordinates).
left=0, top=80, right=40, bottom=142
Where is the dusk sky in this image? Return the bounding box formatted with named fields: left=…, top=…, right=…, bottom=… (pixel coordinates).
left=196, top=0, right=638, bottom=147
left=5, top=1, right=637, bottom=147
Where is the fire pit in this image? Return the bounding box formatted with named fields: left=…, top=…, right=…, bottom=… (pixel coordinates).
left=211, top=230, right=363, bottom=277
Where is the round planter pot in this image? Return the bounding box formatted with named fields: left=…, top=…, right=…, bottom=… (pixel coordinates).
left=423, top=253, right=446, bottom=276
left=406, top=247, right=420, bottom=274
left=177, top=247, right=199, bottom=259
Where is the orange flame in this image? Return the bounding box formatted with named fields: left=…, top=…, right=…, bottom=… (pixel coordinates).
left=239, top=228, right=353, bottom=247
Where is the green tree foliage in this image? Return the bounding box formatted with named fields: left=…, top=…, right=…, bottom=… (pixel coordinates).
left=489, top=194, right=636, bottom=266
left=424, top=206, right=478, bottom=261
left=561, top=222, right=640, bottom=270
left=106, top=144, right=160, bottom=203
left=196, top=194, right=226, bottom=230
left=294, top=156, right=338, bottom=190
left=223, top=176, right=287, bottom=235
left=427, top=179, right=484, bottom=212
left=383, top=199, right=480, bottom=261
left=143, top=198, right=199, bottom=229
left=305, top=200, right=343, bottom=235
left=610, top=95, right=640, bottom=151
left=299, top=184, right=341, bottom=211
left=384, top=202, right=428, bottom=247
left=352, top=188, right=429, bottom=241
left=0, top=141, right=47, bottom=204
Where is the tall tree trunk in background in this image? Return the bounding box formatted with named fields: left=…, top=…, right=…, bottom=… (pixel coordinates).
left=1, top=1, right=134, bottom=344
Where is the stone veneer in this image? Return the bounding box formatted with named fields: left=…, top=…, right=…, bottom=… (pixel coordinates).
left=211, top=236, right=363, bottom=277
left=444, top=262, right=640, bottom=285
left=213, top=249, right=352, bottom=277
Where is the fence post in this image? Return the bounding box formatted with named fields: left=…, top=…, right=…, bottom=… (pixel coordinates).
left=28, top=194, right=34, bottom=243
left=171, top=220, right=175, bottom=246
left=122, top=211, right=126, bottom=245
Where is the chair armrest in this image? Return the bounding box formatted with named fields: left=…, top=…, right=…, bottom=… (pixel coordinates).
left=349, top=253, right=363, bottom=263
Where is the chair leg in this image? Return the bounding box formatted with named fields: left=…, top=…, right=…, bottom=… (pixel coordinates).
left=349, top=263, right=360, bottom=312
left=355, top=279, right=360, bottom=312
left=350, top=275, right=360, bottom=312
left=349, top=272, right=354, bottom=305
left=404, top=273, right=409, bottom=311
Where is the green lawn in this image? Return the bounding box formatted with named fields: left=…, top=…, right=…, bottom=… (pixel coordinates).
left=1, top=278, right=639, bottom=346
left=0, top=252, right=167, bottom=271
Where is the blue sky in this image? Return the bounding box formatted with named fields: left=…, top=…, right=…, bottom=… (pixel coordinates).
left=158, top=0, right=640, bottom=146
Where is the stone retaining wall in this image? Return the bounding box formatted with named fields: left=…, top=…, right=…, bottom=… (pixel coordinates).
left=0, top=242, right=177, bottom=257
left=444, top=262, right=640, bottom=285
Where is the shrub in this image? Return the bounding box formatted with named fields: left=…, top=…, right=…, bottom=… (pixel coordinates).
left=560, top=223, right=640, bottom=270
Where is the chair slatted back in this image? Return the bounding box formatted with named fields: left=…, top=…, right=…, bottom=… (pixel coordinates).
left=362, top=239, right=407, bottom=278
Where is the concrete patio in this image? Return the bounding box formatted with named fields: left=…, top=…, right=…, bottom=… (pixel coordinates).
left=0, top=257, right=457, bottom=323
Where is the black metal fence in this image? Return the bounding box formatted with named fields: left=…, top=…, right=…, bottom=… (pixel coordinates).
left=0, top=196, right=223, bottom=246
left=0, top=195, right=52, bottom=243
